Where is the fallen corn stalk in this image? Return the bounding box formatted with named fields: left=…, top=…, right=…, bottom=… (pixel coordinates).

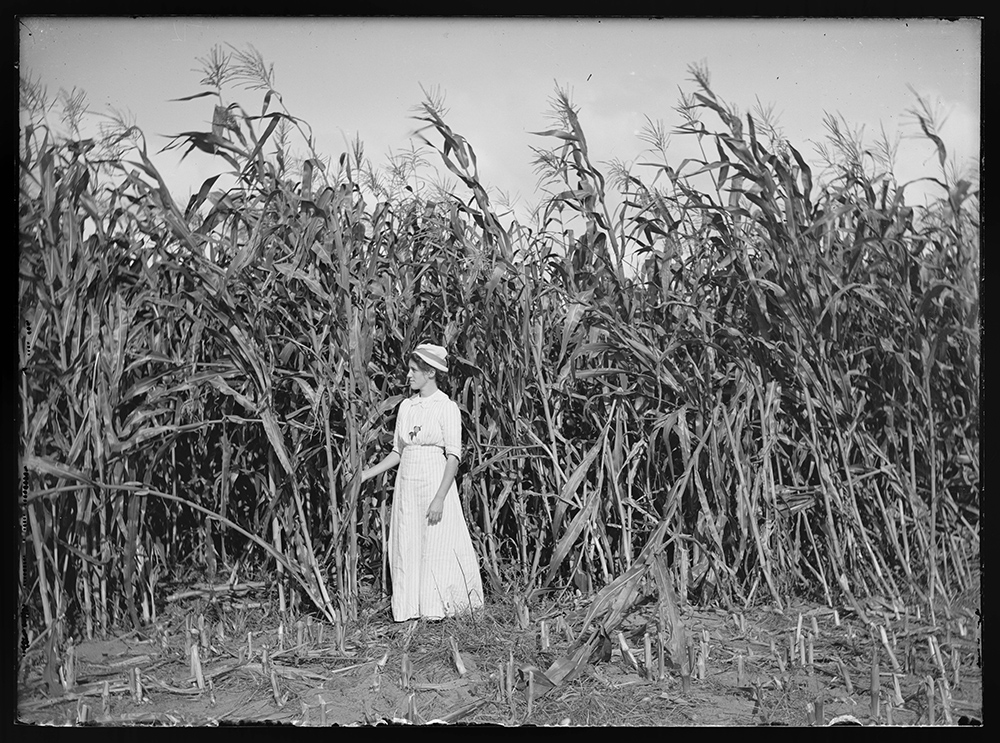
left=544, top=519, right=688, bottom=685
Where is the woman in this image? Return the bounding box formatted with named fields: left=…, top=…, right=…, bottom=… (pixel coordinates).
left=361, top=343, right=484, bottom=622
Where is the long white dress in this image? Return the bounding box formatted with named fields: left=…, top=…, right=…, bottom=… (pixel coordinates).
left=389, top=389, right=484, bottom=621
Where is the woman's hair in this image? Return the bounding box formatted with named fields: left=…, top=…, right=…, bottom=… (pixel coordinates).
left=409, top=352, right=449, bottom=392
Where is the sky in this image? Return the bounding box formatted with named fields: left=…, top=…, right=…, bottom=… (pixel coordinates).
left=19, top=17, right=981, bottom=225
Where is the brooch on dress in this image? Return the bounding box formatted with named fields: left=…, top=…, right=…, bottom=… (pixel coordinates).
left=408, top=425, right=422, bottom=441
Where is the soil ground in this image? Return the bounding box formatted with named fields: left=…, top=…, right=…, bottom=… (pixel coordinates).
left=16, top=582, right=982, bottom=728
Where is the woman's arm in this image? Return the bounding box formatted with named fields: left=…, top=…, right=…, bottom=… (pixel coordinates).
left=426, top=454, right=459, bottom=525
left=361, top=400, right=405, bottom=483
left=361, top=451, right=401, bottom=483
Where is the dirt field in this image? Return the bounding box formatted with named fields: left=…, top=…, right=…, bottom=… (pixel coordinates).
left=16, top=583, right=982, bottom=727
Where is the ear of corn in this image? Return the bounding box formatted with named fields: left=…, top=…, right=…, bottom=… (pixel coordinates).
left=19, top=51, right=978, bottom=643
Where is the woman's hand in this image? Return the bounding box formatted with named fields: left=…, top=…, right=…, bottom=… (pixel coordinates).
left=427, top=494, right=445, bottom=525
left=428, top=455, right=459, bottom=525
left=345, top=462, right=367, bottom=485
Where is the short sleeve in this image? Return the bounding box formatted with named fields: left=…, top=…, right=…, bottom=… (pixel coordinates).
left=391, top=399, right=407, bottom=455
left=441, top=399, right=462, bottom=460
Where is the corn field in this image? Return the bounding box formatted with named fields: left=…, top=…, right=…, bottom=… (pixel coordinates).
left=19, top=50, right=979, bottom=649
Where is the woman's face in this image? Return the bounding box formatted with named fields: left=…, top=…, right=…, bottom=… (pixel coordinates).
left=406, top=360, right=434, bottom=393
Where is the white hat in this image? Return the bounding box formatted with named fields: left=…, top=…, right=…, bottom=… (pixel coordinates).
left=413, top=343, right=448, bottom=372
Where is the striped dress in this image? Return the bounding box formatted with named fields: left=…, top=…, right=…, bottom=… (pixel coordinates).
left=389, top=389, right=484, bottom=621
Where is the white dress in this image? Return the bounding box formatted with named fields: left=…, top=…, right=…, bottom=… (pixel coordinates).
left=389, top=389, right=484, bottom=621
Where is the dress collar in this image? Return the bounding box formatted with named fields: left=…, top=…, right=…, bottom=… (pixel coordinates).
left=411, top=389, right=446, bottom=405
